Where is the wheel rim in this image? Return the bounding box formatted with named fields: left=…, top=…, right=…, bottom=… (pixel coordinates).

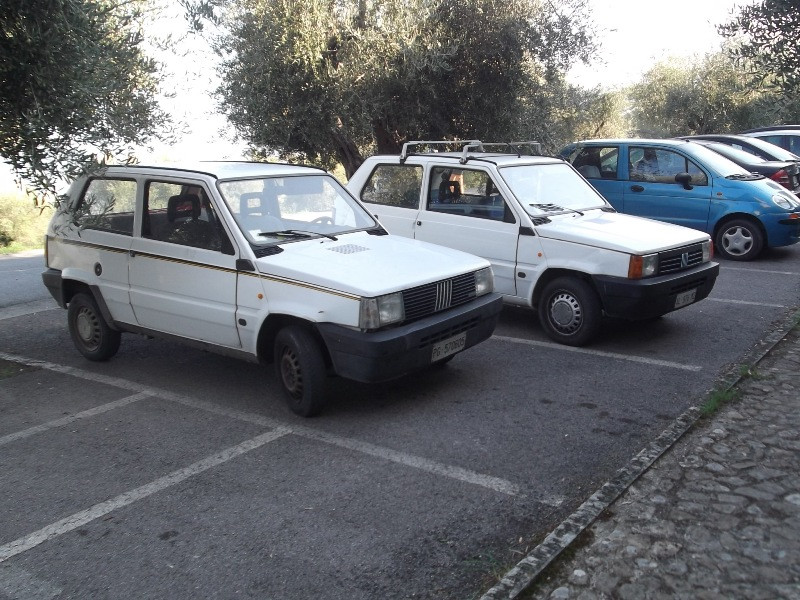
left=279, top=347, right=303, bottom=399
left=548, top=291, right=583, bottom=335
left=721, top=226, right=753, bottom=257
left=75, top=306, right=102, bottom=351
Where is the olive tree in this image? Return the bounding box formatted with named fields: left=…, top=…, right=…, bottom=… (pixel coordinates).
left=0, top=0, right=169, bottom=200
left=627, top=52, right=766, bottom=137
left=211, top=0, right=596, bottom=177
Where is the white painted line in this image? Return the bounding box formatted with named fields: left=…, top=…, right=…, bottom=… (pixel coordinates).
left=0, top=565, right=62, bottom=599
left=491, top=335, right=702, bottom=372
left=0, top=392, right=152, bottom=447
left=0, top=428, right=291, bottom=563
left=707, top=297, right=785, bottom=308
left=722, top=266, right=799, bottom=276
left=0, top=352, right=533, bottom=502
left=0, top=299, right=58, bottom=321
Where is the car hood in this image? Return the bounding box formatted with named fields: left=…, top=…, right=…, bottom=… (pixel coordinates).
left=253, top=231, right=490, bottom=297
left=535, top=210, right=709, bottom=253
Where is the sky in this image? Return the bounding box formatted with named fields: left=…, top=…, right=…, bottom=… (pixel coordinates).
left=568, top=0, right=753, bottom=88
left=1, top=0, right=754, bottom=191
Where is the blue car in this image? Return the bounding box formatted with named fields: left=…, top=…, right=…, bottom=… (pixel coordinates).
left=560, top=139, right=800, bottom=260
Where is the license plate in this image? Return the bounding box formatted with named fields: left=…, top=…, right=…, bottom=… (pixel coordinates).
left=674, top=288, right=697, bottom=308
left=431, top=332, right=467, bottom=362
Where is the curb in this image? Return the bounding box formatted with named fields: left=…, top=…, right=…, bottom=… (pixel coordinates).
left=479, top=306, right=800, bottom=599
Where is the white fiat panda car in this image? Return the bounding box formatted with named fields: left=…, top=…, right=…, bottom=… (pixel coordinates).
left=42, top=161, right=502, bottom=416
left=347, top=141, right=720, bottom=346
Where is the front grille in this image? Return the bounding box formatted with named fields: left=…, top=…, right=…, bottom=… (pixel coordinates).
left=403, top=272, right=477, bottom=322
left=658, top=244, right=705, bottom=275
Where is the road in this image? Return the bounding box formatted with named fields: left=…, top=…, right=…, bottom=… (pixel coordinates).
left=0, top=246, right=798, bottom=599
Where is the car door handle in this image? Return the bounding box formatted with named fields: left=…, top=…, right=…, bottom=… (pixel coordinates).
left=416, top=221, right=422, bottom=226
left=129, top=250, right=137, bottom=257
left=630, top=185, right=644, bottom=192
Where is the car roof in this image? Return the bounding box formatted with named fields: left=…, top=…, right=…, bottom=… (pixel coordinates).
left=742, top=125, right=800, bottom=133
left=389, top=152, right=564, bottom=167
left=98, top=161, right=326, bottom=180
left=572, top=138, right=695, bottom=147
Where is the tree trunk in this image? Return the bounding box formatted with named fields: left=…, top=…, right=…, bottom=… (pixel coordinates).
left=331, top=130, right=363, bottom=180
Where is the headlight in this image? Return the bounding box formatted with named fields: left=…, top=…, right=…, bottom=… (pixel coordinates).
left=359, top=292, right=404, bottom=329
left=702, top=239, right=712, bottom=261
left=474, top=267, right=494, bottom=296
left=772, top=193, right=797, bottom=210
left=628, top=253, right=657, bottom=279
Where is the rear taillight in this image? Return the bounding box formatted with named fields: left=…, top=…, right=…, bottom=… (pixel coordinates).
left=771, top=169, right=791, bottom=188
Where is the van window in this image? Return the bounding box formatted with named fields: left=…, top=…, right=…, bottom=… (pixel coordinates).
left=360, top=164, right=422, bottom=208
left=427, top=167, right=514, bottom=223
left=75, top=178, right=137, bottom=235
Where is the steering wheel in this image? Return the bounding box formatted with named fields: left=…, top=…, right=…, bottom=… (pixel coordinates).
left=312, top=216, right=334, bottom=225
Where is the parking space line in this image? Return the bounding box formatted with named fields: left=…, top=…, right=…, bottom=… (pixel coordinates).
left=0, top=392, right=152, bottom=447
left=722, top=266, right=800, bottom=276
left=0, top=428, right=291, bottom=563
left=708, top=297, right=785, bottom=308
left=491, top=335, right=702, bottom=372
left=0, top=300, right=57, bottom=321
left=0, top=352, right=536, bottom=502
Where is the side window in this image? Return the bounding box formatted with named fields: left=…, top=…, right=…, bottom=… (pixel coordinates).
left=360, top=164, right=422, bottom=208
left=427, top=167, right=515, bottom=223
left=629, top=147, right=707, bottom=186
left=75, top=178, right=137, bottom=235
left=143, top=181, right=233, bottom=253
left=572, top=146, right=618, bottom=180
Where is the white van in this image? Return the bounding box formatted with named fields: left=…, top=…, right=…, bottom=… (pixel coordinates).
left=42, top=161, right=502, bottom=416
left=347, top=141, right=720, bottom=346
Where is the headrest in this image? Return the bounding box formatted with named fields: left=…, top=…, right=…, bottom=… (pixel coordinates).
left=167, top=194, right=200, bottom=222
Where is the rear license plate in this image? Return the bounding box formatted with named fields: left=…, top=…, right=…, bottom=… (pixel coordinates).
left=674, top=288, right=697, bottom=308
left=431, top=332, right=467, bottom=362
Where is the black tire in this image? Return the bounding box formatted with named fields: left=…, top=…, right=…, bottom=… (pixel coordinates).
left=273, top=326, right=328, bottom=417
left=715, top=218, right=764, bottom=261
left=537, top=276, right=602, bottom=347
left=67, top=293, right=121, bottom=361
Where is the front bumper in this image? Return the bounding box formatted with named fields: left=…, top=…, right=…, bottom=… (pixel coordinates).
left=317, top=293, right=503, bottom=383
left=592, top=261, right=720, bottom=320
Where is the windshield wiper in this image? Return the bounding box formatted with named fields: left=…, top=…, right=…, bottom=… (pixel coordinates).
left=529, top=203, right=584, bottom=216
left=726, top=173, right=764, bottom=181
left=258, top=229, right=338, bottom=241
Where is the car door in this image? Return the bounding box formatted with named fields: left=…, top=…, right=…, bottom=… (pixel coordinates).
left=414, top=166, right=520, bottom=297
left=570, top=145, right=625, bottom=209
left=621, top=146, right=713, bottom=231
left=128, top=178, right=242, bottom=348
left=354, top=162, right=423, bottom=237
left=66, top=176, right=138, bottom=325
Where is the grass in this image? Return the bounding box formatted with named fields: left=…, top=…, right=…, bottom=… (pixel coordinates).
left=0, top=189, right=51, bottom=255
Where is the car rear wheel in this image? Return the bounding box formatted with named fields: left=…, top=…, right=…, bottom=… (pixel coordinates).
left=538, top=276, right=602, bottom=347
left=715, top=218, right=764, bottom=261
left=274, top=325, right=327, bottom=417
left=67, top=293, right=121, bottom=361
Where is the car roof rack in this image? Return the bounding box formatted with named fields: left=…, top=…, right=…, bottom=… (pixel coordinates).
left=399, top=140, right=541, bottom=164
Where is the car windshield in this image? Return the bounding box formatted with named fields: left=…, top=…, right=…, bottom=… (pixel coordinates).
left=217, top=174, right=377, bottom=244
left=705, top=142, right=767, bottom=164
left=498, top=162, right=608, bottom=215
left=741, top=136, right=800, bottom=161
left=683, top=143, right=753, bottom=177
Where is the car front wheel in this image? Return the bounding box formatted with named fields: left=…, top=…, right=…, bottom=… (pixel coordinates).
left=538, top=276, right=602, bottom=347
left=273, top=326, right=327, bottom=417
left=67, top=293, right=121, bottom=361
left=715, top=218, right=764, bottom=261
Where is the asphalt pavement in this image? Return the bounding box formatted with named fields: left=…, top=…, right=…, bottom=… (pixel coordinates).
left=482, top=312, right=800, bottom=599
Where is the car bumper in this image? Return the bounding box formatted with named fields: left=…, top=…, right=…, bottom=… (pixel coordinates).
left=42, top=268, right=67, bottom=308
left=317, top=293, right=503, bottom=383
left=592, top=261, right=720, bottom=320
left=765, top=213, right=800, bottom=247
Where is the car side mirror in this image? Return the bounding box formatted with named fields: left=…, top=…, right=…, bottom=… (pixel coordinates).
left=675, top=172, right=693, bottom=190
